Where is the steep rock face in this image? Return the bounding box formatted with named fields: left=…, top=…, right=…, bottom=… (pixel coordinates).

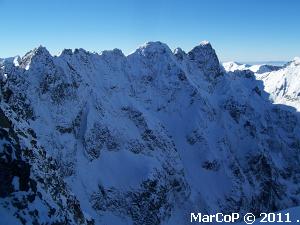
left=0, top=107, right=93, bottom=225
left=1, top=42, right=300, bottom=225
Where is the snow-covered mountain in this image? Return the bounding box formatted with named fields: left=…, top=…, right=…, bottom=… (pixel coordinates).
left=1, top=41, right=300, bottom=225
left=256, top=58, right=300, bottom=111
left=222, top=61, right=251, bottom=72
left=222, top=61, right=282, bottom=74
left=223, top=58, right=300, bottom=111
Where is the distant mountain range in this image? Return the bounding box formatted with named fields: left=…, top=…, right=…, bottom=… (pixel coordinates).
left=238, top=61, right=287, bottom=66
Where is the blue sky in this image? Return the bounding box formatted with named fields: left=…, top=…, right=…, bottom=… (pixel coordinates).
left=0, top=0, right=299, bottom=62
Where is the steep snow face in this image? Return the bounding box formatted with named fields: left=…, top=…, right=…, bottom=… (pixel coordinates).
left=1, top=42, right=300, bottom=225
left=256, top=57, right=300, bottom=111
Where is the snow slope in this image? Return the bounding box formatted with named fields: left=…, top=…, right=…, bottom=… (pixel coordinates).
left=1, top=42, right=300, bottom=225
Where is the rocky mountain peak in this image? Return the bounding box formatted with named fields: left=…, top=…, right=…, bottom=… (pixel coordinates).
left=60, top=48, right=73, bottom=57
left=188, top=40, right=222, bottom=79
left=100, top=48, right=125, bottom=58
left=19, top=45, right=52, bottom=70
left=173, top=47, right=186, bottom=60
